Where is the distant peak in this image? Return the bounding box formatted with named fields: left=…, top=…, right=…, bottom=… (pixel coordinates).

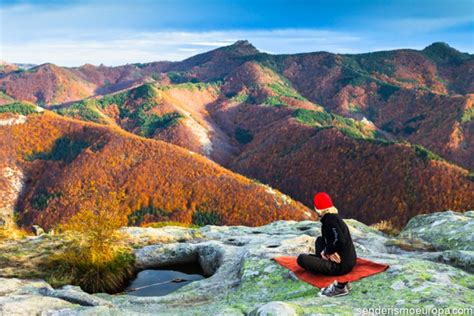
left=224, top=40, right=259, bottom=55
left=81, top=63, right=97, bottom=68
left=422, top=42, right=469, bottom=64
left=37, top=62, right=58, bottom=69
left=423, top=42, right=453, bottom=51
left=232, top=40, right=252, bottom=47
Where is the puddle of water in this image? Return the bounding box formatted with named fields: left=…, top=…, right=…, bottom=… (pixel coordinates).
left=124, top=269, right=204, bottom=297
left=124, top=263, right=205, bottom=297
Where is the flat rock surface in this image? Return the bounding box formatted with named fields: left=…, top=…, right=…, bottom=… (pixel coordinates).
left=399, top=210, right=474, bottom=251
left=1, top=211, right=473, bottom=315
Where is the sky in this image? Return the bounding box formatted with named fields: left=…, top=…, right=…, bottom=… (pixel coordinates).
left=1, top=0, right=473, bottom=66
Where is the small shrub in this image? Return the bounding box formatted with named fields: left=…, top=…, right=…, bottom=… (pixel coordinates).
left=47, top=187, right=134, bottom=293
left=48, top=249, right=134, bottom=293
left=192, top=210, right=220, bottom=226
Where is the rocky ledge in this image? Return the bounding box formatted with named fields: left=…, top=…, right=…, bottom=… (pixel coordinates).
left=1, top=210, right=473, bottom=315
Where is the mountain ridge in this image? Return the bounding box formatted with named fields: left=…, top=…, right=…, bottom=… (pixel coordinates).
left=0, top=109, right=311, bottom=231
left=1, top=40, right=473, bottom=229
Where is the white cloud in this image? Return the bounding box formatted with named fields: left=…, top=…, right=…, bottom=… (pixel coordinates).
left=0, top=29, right=363, bottom=66
left=1, top=1, right=472, bottom=67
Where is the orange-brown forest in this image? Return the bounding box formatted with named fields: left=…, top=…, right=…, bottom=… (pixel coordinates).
left=1, top=41, right=473, bottom=230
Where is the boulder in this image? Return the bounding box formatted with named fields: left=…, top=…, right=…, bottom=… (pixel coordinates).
left=40, top=285, right=114, bottom=307
left=398, top=210, right=474, bottom=251
left=121, top=226, right=203, bottom=246
left=427, top=250, right=474, bottom=272
left=0, top=278, right=74, bottom=314
left=0, top=278, right=53, bottom=296
left=0, top=295, right=74, bottom=315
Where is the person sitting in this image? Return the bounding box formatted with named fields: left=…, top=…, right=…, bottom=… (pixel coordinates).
left=296, top=192, right=357, bottom=297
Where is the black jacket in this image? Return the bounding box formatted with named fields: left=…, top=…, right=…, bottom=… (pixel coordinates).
left=320, top=213, right=357, bottom=271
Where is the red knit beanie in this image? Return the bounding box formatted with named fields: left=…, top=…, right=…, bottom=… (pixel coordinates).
left=313, top=192, right=333, bottom=210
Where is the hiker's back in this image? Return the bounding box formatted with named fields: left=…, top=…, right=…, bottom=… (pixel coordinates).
left=321, top=213, right=357, bottom=272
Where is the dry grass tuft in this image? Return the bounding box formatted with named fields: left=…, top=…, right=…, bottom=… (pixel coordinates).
left=47, top=185, right=135, bottom=293
left=371, top=220, right=400, bottom=236
left=0, top=226, right=30, bottom=241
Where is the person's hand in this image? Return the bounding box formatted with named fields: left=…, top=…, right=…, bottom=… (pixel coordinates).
left=328, top=252, right=341, bottom=263
left=321, top=250, right=328, bottom=260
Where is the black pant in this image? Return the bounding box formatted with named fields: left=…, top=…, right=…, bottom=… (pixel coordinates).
left=297, top=237, right=349, bottom=276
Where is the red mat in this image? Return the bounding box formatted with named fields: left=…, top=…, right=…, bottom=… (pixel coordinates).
left=274, top=256, right=389, bottom=288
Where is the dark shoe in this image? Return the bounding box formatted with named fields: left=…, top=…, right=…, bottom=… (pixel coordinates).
left=319, top=281, right=350, bottom=297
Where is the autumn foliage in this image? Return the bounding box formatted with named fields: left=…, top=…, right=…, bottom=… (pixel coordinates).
left=47, top=184, right=134, bottom=293
left=230, top=118, right=474, bottom=228
left=0, top=111, right=311, bottom=231
left=1, top=41, right=473, bottom=232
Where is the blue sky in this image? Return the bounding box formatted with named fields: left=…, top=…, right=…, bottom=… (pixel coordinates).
left=1, top=0, right=473, bottom=66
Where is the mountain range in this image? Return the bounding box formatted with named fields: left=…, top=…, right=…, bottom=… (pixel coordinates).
left=0, top=40, right=472, bottom=230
